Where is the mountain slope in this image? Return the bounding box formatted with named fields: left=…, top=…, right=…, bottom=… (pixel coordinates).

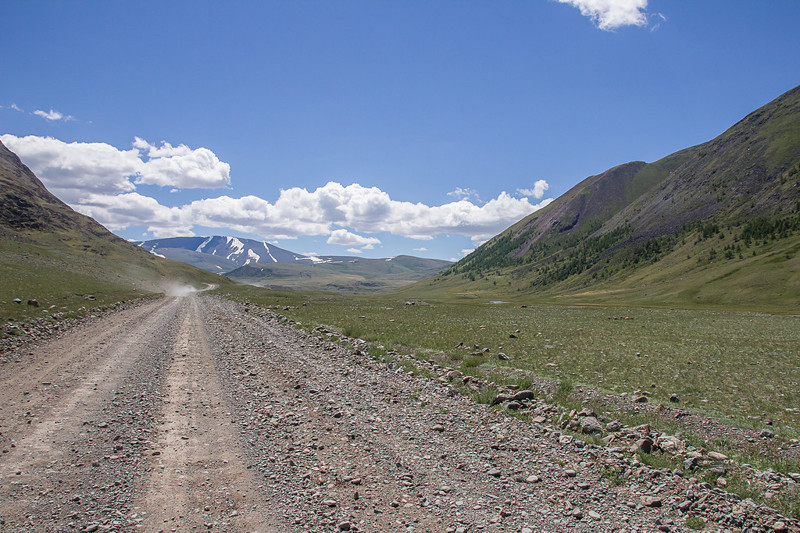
left=414, top=85, right=800, bottom=309
left=0, top=140, right=228, bottom=322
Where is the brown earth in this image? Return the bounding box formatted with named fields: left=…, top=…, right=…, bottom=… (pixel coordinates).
left=0, top=294, right=797, bottom=532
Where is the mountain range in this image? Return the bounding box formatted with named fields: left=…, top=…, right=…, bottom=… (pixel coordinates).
left=136, top=235, right=453, bottom=293
left=413, top=84, right=800, bottom=309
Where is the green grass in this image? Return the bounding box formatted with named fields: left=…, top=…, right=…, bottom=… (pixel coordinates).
left=220, top=284, right=800, bottom=437
left=1, top=232, right=230, bottom=326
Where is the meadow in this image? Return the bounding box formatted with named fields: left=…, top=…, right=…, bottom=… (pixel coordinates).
left=222, top=285, right=800, bottom=439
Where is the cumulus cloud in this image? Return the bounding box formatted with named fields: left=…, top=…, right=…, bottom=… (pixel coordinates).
left=557, top=0, right=649, bottom=30
left=0, top=134, right=231, bottom=203
left=447, top=187, right=480, bottom=202
left=1, top=134, right=555, bottom=245
left=33, top=108, right=73, bottom=121
left=327, top=229, right=382, bottom=249
left=185, top=182, right=551, bottom=242
left=74, top=192, right=192, bottom=237
left=517, top=179, right=549, bottom=199
left=0, top=134, right=140, bottom=202
left=347, top=248, right=363, bottom=254
left=132, top=137, right=231, bottom=189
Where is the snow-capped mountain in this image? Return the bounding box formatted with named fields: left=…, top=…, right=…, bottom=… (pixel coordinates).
left=136, top=236, right=309, bottom=272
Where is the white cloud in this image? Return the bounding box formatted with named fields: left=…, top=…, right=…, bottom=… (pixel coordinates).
left=517, top=179, right=550, bottom=199
left=327, top=229, right=382, bottom=249
left=132, top=137, right=231, bottom=189
left=347, top=248, right=363, bottom=254
left=413, top=247, right=428, bottom=252
left=1, top=134, right=140, bottom=203
left=11, top=104, right=24, bottom=112
left=461, top=248, right=475, bottom=257
left=557, top=0, right=649, bottom=30
left=33, top=108, right=73, bottom=121
left=0, top=135, right=231, bottom=203
left=447, top=187, right=480, bottom=202
left=1, top=134, right=555, bottom=248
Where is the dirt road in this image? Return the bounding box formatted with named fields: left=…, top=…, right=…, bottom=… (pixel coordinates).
left=0, top=295, right=796, bottom=532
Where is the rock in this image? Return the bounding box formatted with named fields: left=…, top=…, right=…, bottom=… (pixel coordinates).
left=512, top=390, right=535, bottom=401
left=12, top=298, right=21, bottom=304
left=431, top=424, right=445, bottom=432
left=633, top=395, right=648, bottom=403
left=772, top=521, right=787, bottom=531
left=491, top=394, right=513, bottom=406
left=498, top=352, right=510, bottom=360
left=564, top=469, right=577, bottom=478
left=579, top=416, right=604, bottom=435
left=488, top=468, right=502, bottom=478
left=504, top=401, right=522, bottom=411
left=760, top=429, right=775, bottom=438
left=707, top=451, right=728, bottom=461
left=525, top=475, right=540, bottom=483
left=669, top=394, right=680, bottom=403
left=576, top=408, right=596, bottom=417
left=606, top=420, right=622, bottom=432
left=588, top=510, right=601, bottom=521
left=656, top=435, right=684, bottom=454
left=338, top=521, right=352, bottom=531
left=683, top=457, right=699, bottom=471
left=640, top=496, right=662, bottom=507
left=27, top=299, right=40, bottom=307
left=570, top=508, right=583, bottom=519
left=630, top=438, right=654, bottom=454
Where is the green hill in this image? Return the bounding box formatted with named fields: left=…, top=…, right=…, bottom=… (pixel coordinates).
left=410, top=85, right=800, bottom=310
left=0, top=140, right=229, bottom=323
left=225, top=255, right=452, bottom=293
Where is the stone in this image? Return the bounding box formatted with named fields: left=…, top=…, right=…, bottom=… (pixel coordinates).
left=707, top=451, right=728, bottom=461
left=525, top=475, right=541, bottom=483
left=656, top=435, right=684, bottom=454
left=606, top=420, right=622, bottom=432
left=669, top=394, right=680, bottom=403
left=640, top=496, right=662, bottom=507
left=588, top=510, right=601, bottom=521
left=630, top=438, right=654, bottom=454
left=27, top=299, right=40, bottom=307
left=498, top=352, right=510, bottom=360
left=491, top=394, right=513, bottom=406
left=504, top=401, right=522, bottom=411
left=431, top=424, right=445, bottom=432
left=512, top=390, right=535, bottom=401
left=633, top=396, right=648, bottom=403
left=683, top=457, right=698, bottom=470
left=488, top=468, right=502, bottom=478
left=772, top=521, right=787, bottom=531
left=338, top=521, right=352, bottom=531
left=579, top=416, right=604, bottom=435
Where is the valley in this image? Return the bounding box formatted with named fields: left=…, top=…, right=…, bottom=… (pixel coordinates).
left=0, top=293, right=797, bottom=532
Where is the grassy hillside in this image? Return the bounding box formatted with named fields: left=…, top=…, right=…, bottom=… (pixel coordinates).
left=418, top=85, right=800, bottom=310
left=225, top=255, right=451, bottom=293
left=0, top=140, right=230, bottom=324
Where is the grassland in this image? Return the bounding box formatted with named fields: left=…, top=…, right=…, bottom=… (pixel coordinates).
left=219, top=284, right=800, bottom=439
left=0, top=235, right=228, bottom=326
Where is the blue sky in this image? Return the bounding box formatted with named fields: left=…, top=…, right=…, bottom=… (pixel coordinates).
left=2, top=1, right=799, bottom=261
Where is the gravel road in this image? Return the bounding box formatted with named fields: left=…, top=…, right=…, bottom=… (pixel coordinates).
left=0, top=295, right=796, bottom=532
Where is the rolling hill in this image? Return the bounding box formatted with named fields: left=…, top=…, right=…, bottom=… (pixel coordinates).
left=225, top=255, right=452, bottom=293
left=0, top=140, right=229, bottom=322
left=412, top=85, right=800, bottom=309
